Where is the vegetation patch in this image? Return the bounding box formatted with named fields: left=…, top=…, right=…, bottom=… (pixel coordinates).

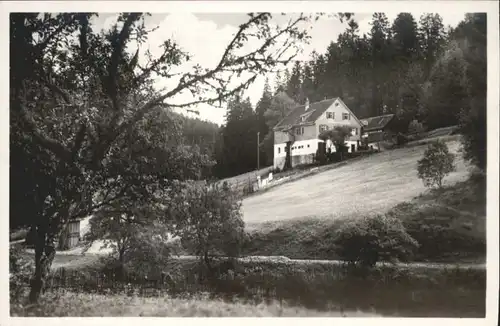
left=387, top=174, right=486, bottom=262
left=11, top=258, right=485, bottom=318
left=244, top=174, right=486, bottom=263
left=10, top=290, right=381, bottom=317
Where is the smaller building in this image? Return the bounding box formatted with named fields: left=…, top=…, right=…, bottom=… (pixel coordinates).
left=360, top=114, right=397, bottom=150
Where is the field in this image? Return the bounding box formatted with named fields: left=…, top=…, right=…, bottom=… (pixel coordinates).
left=242, top=140, right=469, bottom=225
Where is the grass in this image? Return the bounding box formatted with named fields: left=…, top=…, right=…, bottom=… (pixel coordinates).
left=243, top=171, right=486, bottom=263
left=12, top=258, right=486, bottom=317
left=242, top=140, right=469, bottom=224
left=387, top=173, right=486, bottom=262
left=405, top=134, right=461, bottom=147
left=10, top=290, right=380, bottom=317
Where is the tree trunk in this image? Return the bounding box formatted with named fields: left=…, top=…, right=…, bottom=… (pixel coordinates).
left=29, top=226, right=56, bottom=303
left=58, top=225, right=69, bottom=250
left=284, top=141, right=292, bottom=170
left=29, top=205, right=70, bottom=303
left=117, top=246, right=126, bottom=281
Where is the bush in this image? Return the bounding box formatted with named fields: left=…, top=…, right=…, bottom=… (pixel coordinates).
left=396, top=133, right=409, bottom=146
left=10, top=245, right=34, bottom=303
left=84, top=202, right=174, bottom=280
left=417, top=140, right=456, bottom=188
left=459, top=103, right=486, bottom=171
left=408, top=120, right=426, bottom=136
left=332, top=215, right=419, bottom=268
left=315, top=148, right=327, bottom=165
left=168, top=181, right=246, bottom=270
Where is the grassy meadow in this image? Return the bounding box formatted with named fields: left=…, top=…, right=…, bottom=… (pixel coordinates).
left=243, top=172, right=486, bottom=263
left=242, top=140, right=468, bottom=225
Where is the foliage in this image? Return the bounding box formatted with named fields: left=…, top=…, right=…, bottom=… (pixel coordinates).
left=315, top=147, right=328, bottom=165
left=11, top=258, right=485, bottom=317
left=10, top=245, right=35, bottom=303
left=408, top=119, right=426, bottom=135
left=417, top=140, right=456, bottom=188
left=83, top=205, right=172, bottom=277
left=456, top=14, right=487, bottom=171
left=167, top=181, right=246, bottom=268
left=459, top=104, right=486, bottom=171
left=10, top=12, right=317, bottom=302
left=318, top=125, right=352, bottom=161
left=332, top=215, right=419, bottom=267
left=215, top=95, right=259, bottom=178
left=11, top=289, right=384, bottom=317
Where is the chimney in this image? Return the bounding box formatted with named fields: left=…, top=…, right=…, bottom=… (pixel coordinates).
left=305, top=98, right=310, bottom=111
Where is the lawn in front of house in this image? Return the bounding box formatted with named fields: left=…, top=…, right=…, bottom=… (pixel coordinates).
left=242, top=140, right=469, bottom=225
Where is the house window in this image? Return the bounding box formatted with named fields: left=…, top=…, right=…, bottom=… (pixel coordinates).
left=326, top=112, right=334, bottom=119
left=319, top=125, right=328, bottom=132
left=295, top=127, right=304, bottom=135
left=278, top=147, right=281, bottom=154
left=352, top=128, right=358, bottom=136
left=307, top=144, right=310, bottom=148
left=342, top=113, right=350, bottom=120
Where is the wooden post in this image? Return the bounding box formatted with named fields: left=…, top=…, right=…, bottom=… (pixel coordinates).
left=257, top=132, right=260, bottom=171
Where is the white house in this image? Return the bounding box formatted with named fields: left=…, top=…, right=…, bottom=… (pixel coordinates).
left=272, top=97, right=364, bottom=170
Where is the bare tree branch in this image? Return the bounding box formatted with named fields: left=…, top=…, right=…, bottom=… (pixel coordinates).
left=107, top=13, right=142, bottom=110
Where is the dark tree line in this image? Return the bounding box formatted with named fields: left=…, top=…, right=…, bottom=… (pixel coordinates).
left=213, top=12, right=487, bottom=178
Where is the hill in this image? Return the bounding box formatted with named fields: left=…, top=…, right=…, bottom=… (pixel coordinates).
left=241, top=139, right=486, bottom=263
left=242, top=140, right=469, bottom=225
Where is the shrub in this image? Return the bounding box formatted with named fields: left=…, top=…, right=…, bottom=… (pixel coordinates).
left=408, top=119, right=426, bottom=136
left=10, top=245, right=34, bottom=303
left=417, top=140, right=456, bottom=188
left=315, top=148, right=327, bottom=165
left=459, top=103, right=486, bottom=171
left=396, top=133, right=409, bottom=146
left=332, top=215, right=419, bottom=268
left=84, top=203, right=173, bottom=279
left=168, top=181, right=246, bottom=271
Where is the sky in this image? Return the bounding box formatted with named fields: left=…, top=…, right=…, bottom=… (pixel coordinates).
left=90, top=11, right=469, bottom=126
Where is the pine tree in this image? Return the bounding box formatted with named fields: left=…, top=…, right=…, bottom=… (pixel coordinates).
left=255, top=78, right=273, bottom=166
left=392, top=13, right=420, bottom=61
left=286, top=61, right=304, bottom=103
left=301, top=61, right=315, bottom=102
left=370, top=13, right=392, bottom=116
left=418, top=13, right=447, bottom=74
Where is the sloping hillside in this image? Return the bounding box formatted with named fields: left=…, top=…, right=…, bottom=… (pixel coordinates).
left=242, top=140, right=469, bottom=225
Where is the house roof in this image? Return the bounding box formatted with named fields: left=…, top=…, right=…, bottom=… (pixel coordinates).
left=361, top=114, right=395, bottom=132
left=273, top=97, right=362, bottom=131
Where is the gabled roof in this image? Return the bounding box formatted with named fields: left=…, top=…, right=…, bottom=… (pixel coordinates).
left=361, top=114, right=395, bottom=132
left=273, top=97, right=362, bottom=131
left=274, top=98, right=337, bottom=131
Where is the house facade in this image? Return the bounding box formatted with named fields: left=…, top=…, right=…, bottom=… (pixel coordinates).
left=273, top=97, right=363, bottom=170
